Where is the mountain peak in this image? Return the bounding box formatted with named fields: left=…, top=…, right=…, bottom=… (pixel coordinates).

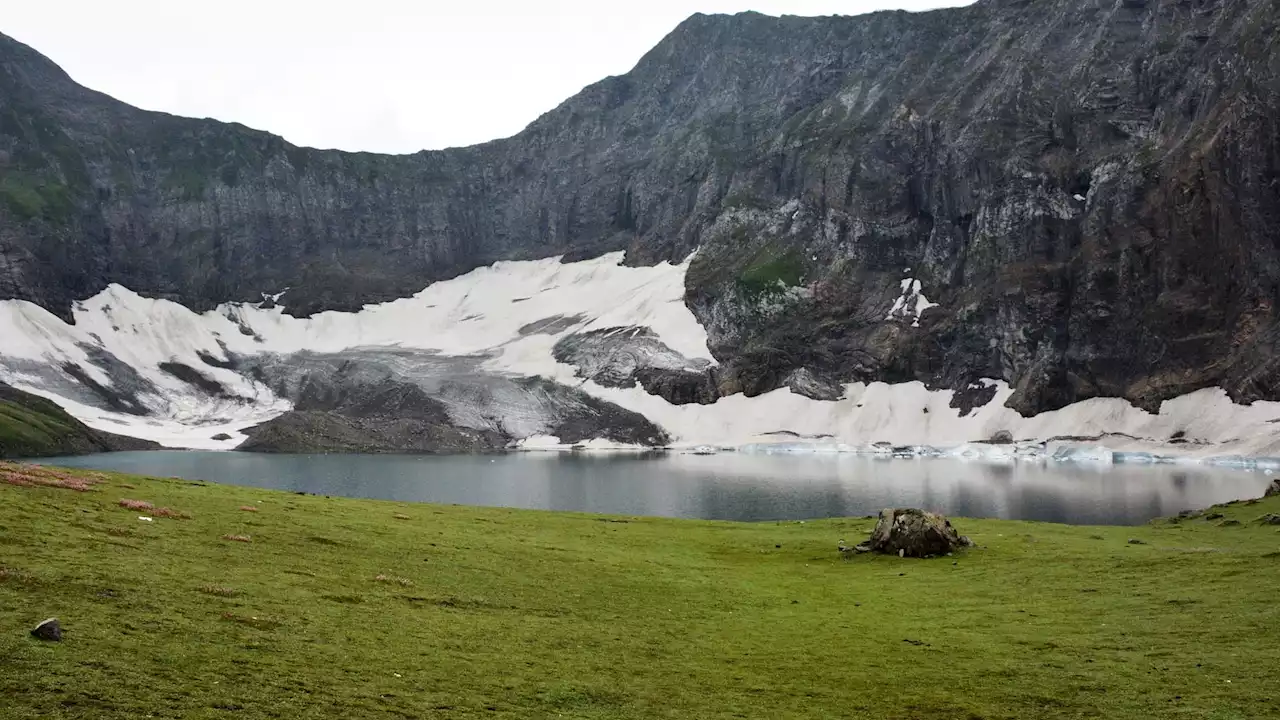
left=2, top=0, right=1279, bottom=421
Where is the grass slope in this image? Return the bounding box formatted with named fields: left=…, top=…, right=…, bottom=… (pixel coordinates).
left=0, top=384, right=157, bottom=458
left=2, top=462, right=1279, bottom=719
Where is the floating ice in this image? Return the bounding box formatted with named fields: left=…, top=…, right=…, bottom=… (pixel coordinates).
left=1051, top=445, right=1114, bottom=465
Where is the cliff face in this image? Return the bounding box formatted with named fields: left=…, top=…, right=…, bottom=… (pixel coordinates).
left=2, top=0, right=1279, bottom=418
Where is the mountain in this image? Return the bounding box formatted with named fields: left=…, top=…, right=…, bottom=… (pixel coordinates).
left=1, top=0, right=1279, bottom=456
left=0, top=383, right=157, bottom=458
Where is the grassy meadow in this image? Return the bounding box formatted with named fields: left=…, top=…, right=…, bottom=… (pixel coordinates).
left=2, top=460, right=1279, bottom=719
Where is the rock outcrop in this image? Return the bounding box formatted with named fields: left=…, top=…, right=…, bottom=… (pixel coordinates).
left=30, top=618, right=61, bottom=641
left=849, top=508, right=972, bottom=558
left=2, top=0, right=1280, bottom=419
left=235, top=350, right=670, bottom=453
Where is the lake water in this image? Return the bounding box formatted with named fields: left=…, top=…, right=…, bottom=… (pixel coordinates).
left=31, top=450, right=1276, bottom=525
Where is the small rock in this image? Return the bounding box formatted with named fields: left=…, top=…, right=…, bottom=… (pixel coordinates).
left=1258, top=514, right=1280, bottom=526
left=31, top=618, right=62, bottom=641
left=1128, top=538, right=1147, bottom=545
left=1265, top=479, right=1280, bottom=498
left=1204, top=513, right=1224, bottom=520
left=988, top=430, right=1014, bottom=445
left=1219, top=519, right=1241, bottom=527
left=211, top=433, right=234, bottom=441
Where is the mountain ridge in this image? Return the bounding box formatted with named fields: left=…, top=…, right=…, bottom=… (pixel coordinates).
left=2, top=0, right=1279, bottom=427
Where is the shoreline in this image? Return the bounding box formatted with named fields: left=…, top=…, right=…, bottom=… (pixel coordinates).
left=18, top=435, right=1280, bottom=472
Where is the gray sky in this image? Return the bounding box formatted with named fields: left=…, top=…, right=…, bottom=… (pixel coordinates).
left=7, top=1, right=969, bottom=154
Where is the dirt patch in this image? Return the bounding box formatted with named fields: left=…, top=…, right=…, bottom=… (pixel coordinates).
left=2, top=463, right=102, bottom=492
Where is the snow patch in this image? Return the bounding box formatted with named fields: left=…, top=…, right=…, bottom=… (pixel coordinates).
left=515, top=435, right=650, bottom=452
left=6, top=251, right=1280, bottom=460
left=886, top=278, right=939, bottom=327
left=0, top=252, right=709, bottom=448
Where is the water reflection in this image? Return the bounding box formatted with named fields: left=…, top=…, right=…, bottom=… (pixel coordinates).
left=32, top=450, right=1273, bottom=526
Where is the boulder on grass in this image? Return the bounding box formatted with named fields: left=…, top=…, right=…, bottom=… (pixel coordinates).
left=30, top=618, right=61, bottom=641
left=1264, top=479, right=1280, bottom=498
left=850, top=508, right=972, bottom=558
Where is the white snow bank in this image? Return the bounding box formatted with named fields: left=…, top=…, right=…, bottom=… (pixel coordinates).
left=578, top=378, right=1280, bottom=461
left=0, top=252, right=708, bottom=448
left=516, top=435, right=651, bottom=452
left=4, top=250, right=1280, bottom=460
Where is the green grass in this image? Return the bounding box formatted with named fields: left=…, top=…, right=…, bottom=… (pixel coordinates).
left=0, top=385, right=154, bottom=458
left=0, top=396, right=85, bottom=459
left=2, top=462, right=1279, bottom=719
left=736, top=250, right=806, bottom=299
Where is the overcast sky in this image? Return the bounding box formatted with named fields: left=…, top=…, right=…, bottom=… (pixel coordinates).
left=7, top=1, right=969, bottom=154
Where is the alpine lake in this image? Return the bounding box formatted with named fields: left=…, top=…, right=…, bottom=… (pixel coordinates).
left=30, top=449, right=1277, bottom=525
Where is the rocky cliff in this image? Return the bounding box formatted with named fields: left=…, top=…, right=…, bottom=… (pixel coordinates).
left=2, top=0, right=1279, bottom=420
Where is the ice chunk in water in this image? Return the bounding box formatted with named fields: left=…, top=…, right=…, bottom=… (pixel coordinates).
left=1051, top=445, right=1114, bottom=464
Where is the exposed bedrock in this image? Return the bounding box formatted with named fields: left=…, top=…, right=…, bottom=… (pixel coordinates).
left=239, top=349, right=670, bottom=451
left=552, top=326, right=843, bottom=404
left=1, top=0, right=1279, bottom=418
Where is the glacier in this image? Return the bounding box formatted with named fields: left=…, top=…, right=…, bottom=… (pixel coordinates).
left=5, top=251, right=1280, bottom=462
